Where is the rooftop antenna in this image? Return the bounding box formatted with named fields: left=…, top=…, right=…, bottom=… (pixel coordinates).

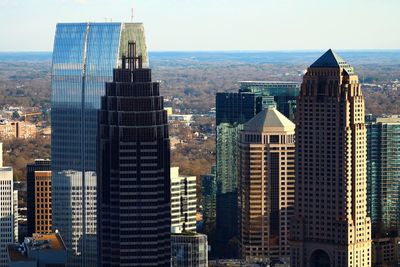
left=131, top=8, right=134, bottom=22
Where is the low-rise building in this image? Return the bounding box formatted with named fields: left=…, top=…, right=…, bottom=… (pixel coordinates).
left=7, top=233, right=67, bottom=267
left=172, top=232, right=208, bottom=267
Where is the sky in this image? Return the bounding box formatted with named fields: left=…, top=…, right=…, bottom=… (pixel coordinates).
left=1, top=0, right=399, bottom=51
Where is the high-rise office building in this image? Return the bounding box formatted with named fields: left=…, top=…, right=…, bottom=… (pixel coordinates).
left=171, top=167, right=197, bottom=233
left=291, top=50, right=371, bottom=266
left=239, top=81, right=300, bottom=121
left=215, top=92, right=262, bottom=252
left=0, top=143, right=17, bottom=267
left=238, top=108, right=295, bottom=263
left=97, top=42, right=170, bottom=266
left=215, top=82, right=298, bottom=255
left=366, top=116, right=400, bottom=237
left=201, top=165, right=217, bottom=227
left=26, top=159, right=52, bottom=237
left=171, top=233, right=208, bottom=267
left=51, top=22, right=147, bottom=266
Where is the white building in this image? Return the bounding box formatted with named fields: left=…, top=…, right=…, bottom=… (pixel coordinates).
left=0, top=143, right=17, bottom=267
left=171, top=167, right=197, bottom=233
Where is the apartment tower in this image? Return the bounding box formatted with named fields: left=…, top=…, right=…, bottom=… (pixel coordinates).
left=97, top=42, right=170, bottom=266
left=0, top=143, right=17, bottom=267
left=238, top=108, right=295, bottom=263
left=171, top=167, right=197, bottom=233
left=291, top=50, right=372, bottom=266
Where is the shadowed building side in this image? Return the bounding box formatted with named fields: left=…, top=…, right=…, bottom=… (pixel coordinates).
left=97, top=42, right=171, bottom=266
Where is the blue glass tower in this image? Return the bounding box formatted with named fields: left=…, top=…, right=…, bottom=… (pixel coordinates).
left=51, top=22, right=148, bottom=266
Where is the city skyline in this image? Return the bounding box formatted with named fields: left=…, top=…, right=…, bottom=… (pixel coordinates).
left=1, top=0, right=400, bottom=51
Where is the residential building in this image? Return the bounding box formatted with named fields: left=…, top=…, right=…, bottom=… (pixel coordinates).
left=97, top=41, right=170, bottom=266
left=238, top=108, right=295, bottom=263
left=239, top=81, right=300, bottom=121
left=7, top=233, right=67, bottom=267
left=366, top=116, right=400, bottom=266
left=0, top=143, right=17, bottom=267
left=291, top=49, right=372, bottom=266
left=0, top=121, right=36, bottom=140
left=51, top=22, right=147, bottom=266
left=366, top=116, right=400, bottom=237
left=171, top=167, right=197, bottom=233
left=26, top=159, right=52, bottom=237
left=201, top=165, right=217, bottom=227
left=171, top=232, right=208, bottom=267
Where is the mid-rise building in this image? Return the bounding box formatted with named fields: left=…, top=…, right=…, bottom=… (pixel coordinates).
left=26, top=159, right=52, bottom=237
left=238, top=108, right=295, bottom=263
left=171, top=232, right=208, bottom=267
left=51, top=22, right=147, bottom=266
left=7, top=233, right=67, bottom=267
left=0, top=121, right=36, bottom=140
left=239, top=81, right=300, bottom=121
left=97, top=41, right=170, bottom=266
left=291, top=49, right=371, bottom=266
left=171, top=167, right=197, bottom=233
left=0, top=143, right=17, bottom=267
left=366, top=116, right=400, bottom=237
left=201, top=165, right=217, bottom=227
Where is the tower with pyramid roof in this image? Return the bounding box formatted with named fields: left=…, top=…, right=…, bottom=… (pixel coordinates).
left=238, top=107, right=295, bottom=263
left=291, top=50, right=371, bottom=267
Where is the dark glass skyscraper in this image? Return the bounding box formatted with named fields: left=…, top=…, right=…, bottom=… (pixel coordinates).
left=97, top=42, right=171, bottom=266
left=215, top=92, right=262, bottom=256
left=239, top=81, right=300, bottom=121
left=51, top=22, right=148, bottom=266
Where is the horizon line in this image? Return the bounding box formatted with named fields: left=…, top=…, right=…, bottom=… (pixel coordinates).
left=1, top=48, right=400, bottom=54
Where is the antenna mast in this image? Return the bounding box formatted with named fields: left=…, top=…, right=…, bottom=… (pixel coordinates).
left=131, top=8, right=134, bottom=22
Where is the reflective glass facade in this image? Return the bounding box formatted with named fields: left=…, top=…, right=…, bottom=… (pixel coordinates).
left=367, top=117, right=400, bottom=237
left=51, top=22, right=148, bottom=266
left=215, top=92, right=261, bottom=257
left=239, top=81, right=300, bottom=121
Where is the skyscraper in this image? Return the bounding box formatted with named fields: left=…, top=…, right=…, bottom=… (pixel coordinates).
left=0, top=143, right=17, bottom=267
left=366, top=116, right=400, bottom=237
left=239, top=81, right=300, bottom=121
left=291, top=50, right=371, bottom=266
left=26, top=159, right=52, bottom=237
left=51, top=22, right=147, bottom=266
left=201, top=165, right=217, bottom=228
left=97, top=42, right=170, bottom=266
left=238, top=108, right=295, bottom=263
left=215, top=92, right=262, bottom=254
left=171, top=167, right=197, bottom=233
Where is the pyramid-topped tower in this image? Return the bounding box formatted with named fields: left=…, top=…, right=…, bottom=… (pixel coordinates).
left=291, top=50, right=371, bottom=267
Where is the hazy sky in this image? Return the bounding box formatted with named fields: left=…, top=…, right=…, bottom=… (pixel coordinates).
left=1, top=0, right=399, bottom=51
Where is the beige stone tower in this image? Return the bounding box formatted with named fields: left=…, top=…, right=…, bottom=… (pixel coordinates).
left=290, top=50, right=371, bottom=267
left=238, top=108, right=296, bottom=263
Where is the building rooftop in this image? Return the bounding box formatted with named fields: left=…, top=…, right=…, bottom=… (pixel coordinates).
left=310, top=49, right=354, bottom=74
left=243, top=107, right=295, bottom=133
left=8, top=233, right=66, bottom=262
